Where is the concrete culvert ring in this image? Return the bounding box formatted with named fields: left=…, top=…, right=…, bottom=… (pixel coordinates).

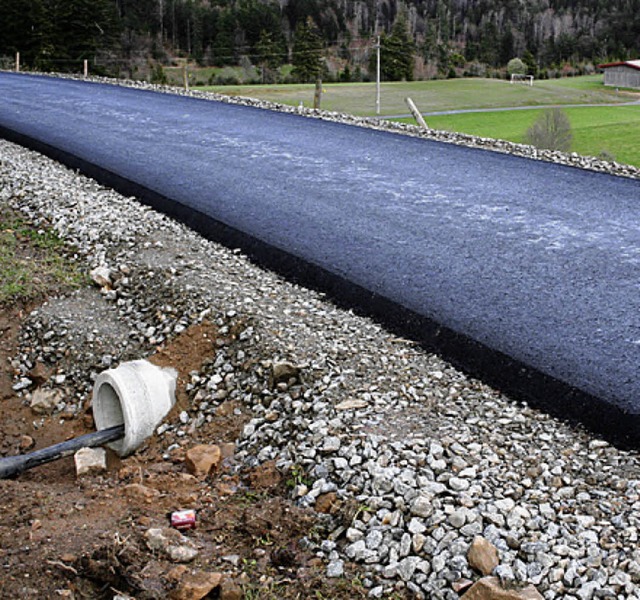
left=92, top=360, right=177, bottom=457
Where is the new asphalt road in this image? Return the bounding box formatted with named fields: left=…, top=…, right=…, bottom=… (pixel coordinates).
left=1, top=73, right=638, bottom=446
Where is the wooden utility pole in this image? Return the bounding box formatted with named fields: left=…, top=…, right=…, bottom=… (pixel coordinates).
left=375, top=36, right=381, bottom=115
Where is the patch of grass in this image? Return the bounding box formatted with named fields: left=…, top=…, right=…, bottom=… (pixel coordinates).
left=0, top=210, right=86, bottom=304
left=198, top=75, right=630, bottom=116
left=409, top=105, right=640, bottom=168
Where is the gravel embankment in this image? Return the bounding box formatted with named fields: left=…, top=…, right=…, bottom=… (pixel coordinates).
left=0, top=80, right=639, bottom=599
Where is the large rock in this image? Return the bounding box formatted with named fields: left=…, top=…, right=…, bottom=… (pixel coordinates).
left=170, top=571, right=222, bottom=600
left=468, top=536, right=500, bottom=576
left=185, top=444, right=222, bottom=477
left=462, top=576, right=544, bottom=599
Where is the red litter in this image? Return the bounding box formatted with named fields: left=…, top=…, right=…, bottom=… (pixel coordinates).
left=170, top=509, right=196, bottom=530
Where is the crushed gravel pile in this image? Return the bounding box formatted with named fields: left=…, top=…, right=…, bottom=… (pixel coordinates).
left=0, top=82, right=639, bottom=600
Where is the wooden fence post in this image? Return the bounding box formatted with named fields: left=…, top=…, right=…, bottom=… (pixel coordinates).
left=84, top=59, right=88, bottom=78
left=314, top=78, right=322, bottom=109
left=183, top=64, right=189, bottom=91
left=15, top=52, right=20, bottom=72
left=405, top=97, right=429, bottom=130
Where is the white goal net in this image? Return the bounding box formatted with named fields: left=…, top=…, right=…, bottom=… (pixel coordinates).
left=510, top=74, right=534, bottom=86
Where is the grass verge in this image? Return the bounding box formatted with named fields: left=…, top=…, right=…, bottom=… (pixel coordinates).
left=412, top=105, right=640, bottom=167
left=0, top=209, right=86, bottom=304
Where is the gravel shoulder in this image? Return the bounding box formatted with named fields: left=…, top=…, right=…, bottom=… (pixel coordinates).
left=0, top=80, right=639, bottom=600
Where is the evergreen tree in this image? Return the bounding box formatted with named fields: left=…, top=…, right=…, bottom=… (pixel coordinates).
left=0, top=0, right=47, bottom=66
left=0, top=0, right=119, bottom=71
left=291, top=17, right=323, bottom=83
left=373, top=16, right=415, bottom=81
left=256, top=29, right=285, bottom=81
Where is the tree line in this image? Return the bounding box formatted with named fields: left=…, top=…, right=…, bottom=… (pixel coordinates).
left=1, top=0, right=639, bottom=81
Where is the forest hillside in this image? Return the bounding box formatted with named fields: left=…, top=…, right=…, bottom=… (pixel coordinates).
left=1, top=0, right=639, bottom=81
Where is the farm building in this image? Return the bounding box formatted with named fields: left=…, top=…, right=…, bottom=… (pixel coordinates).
left=598, top=60, right=640, bottom=89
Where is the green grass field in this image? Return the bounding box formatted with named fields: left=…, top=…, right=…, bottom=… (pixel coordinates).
left=407, top=105, right=640, bottom=167
left=200, top=75, right=631, bottom=116
left=195, top=74, right=640, bottom=167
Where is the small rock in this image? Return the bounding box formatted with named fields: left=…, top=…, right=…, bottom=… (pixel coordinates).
left=461, top=576, right=544, bottom=599
left=19, top=435, right=35, bottom=451
left=272, top=361, right=300, bottom=383
left=468, top=536, right=500, bottom=576
left=315, top=492, right=338, bottom=514
left=185, top=444, right=222, bottom=477
left=397, top=556, right=421, bottom=581
left=125, top=483, right=161, bottom=502
left=449, top=509, right=467, bottom=528
left=452, top=578, right=474, bottom=594
left=12, top=377, right=33, bottom=392
left=90, top=265, right=112, bottom=288
left=28, top=362, right=50, bottom=386
left=170, top=571, right=222, bottom=600
left=335, top=398, right=368, bottom=410
left=30, top=388, right=62, bottom=414
left=144, top=527, right=199, bottom=563
left=74, top=447, right=107, bottom=476
left=322, top=436, right=341, bottom=453
left=327, top=559, right=344, bottom=578
left=449, top=476, right=470, bottom=491
left=410, top=494, right=434, bottom=518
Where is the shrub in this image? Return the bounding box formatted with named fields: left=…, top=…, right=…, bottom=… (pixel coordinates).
left=507, top=57, right=526, bottom=76
left=525, top=108, right=573, bottom=152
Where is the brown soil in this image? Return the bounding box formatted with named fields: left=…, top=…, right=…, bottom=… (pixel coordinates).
left=0, top=300, right=369, bottom=599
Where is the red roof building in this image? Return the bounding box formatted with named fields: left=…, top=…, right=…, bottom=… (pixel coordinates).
left=598, top=60, right=640, bottom=89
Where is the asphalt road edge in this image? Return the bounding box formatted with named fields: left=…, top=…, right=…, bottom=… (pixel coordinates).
left=1, top=123, right=638, bottom=449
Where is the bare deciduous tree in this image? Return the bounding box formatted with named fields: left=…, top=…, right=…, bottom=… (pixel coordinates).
left=525, top=108, right=573, bottom=152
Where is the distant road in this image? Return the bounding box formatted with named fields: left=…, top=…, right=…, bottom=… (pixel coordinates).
left=1, top=73, right=638, bottom=446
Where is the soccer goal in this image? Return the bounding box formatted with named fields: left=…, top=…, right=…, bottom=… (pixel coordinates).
left=510, top=73, right=534, bottom=86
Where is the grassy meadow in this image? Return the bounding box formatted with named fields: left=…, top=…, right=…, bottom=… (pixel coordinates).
left=418, top=105, right=640, bottom=167
left=201, top=75, right=631, bottom=115
left=195, top=74, right=640, bottom=168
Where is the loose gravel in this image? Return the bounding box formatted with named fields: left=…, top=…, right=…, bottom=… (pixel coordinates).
left=0, top=78, right=639, bottom=599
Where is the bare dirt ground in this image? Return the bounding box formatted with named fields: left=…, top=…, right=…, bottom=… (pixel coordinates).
left=0, top=218, right=371, bottom=599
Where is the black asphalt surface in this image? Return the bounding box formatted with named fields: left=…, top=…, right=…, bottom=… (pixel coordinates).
left=1, top=73, right=639, bottom=446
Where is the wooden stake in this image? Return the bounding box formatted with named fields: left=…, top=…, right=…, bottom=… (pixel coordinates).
left=405, top=97, right=429, bottom=130
left=314, top=78, right=322, bottom=109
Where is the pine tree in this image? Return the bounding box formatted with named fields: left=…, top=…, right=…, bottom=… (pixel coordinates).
left=373, top=15, right=415, bottom=81
left=291, top=17, right=323, bottom=83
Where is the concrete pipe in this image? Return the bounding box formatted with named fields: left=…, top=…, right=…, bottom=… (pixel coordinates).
left=92, top=360, right=177, bottom=457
